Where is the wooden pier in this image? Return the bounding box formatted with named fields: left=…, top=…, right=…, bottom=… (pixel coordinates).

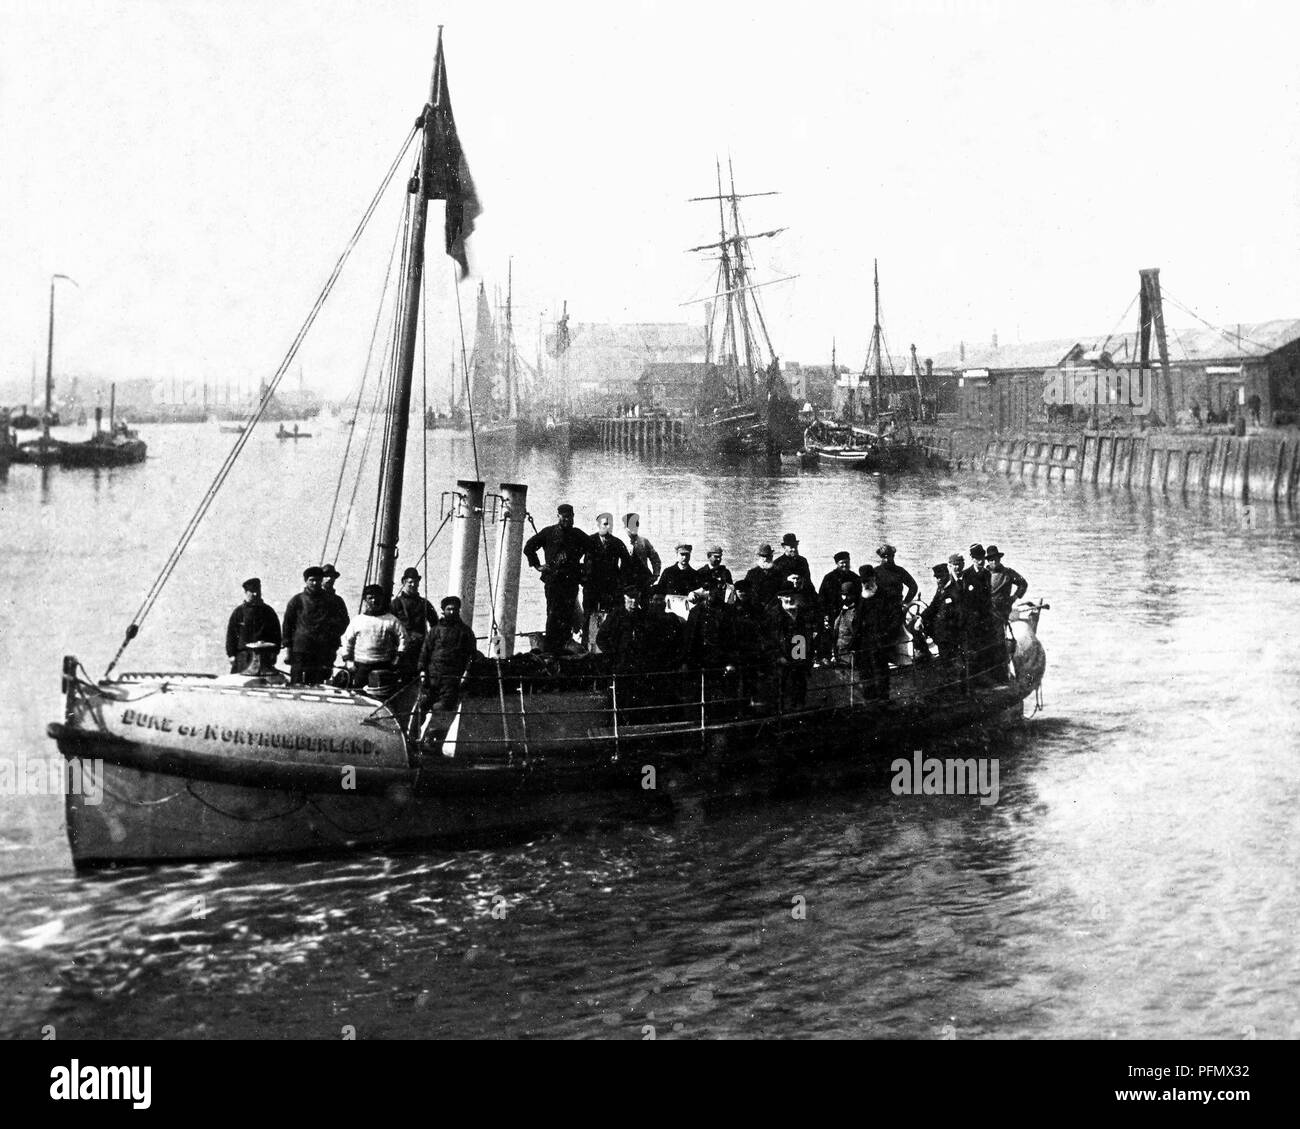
left=592, top=417, right=695, bottom=454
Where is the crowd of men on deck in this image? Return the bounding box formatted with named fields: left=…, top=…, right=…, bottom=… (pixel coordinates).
left=521, top=505, right=1030, bottom=709
left=223, top=504, right=1028, bottom=718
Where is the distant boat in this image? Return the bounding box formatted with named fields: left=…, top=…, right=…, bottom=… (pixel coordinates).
left=219, top=422, right=248, bottom=434
left=275, top=423, right=312, bottom=439
left=9, top=406, right=39, bottom=430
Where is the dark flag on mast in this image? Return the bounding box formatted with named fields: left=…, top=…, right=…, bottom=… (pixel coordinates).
left=425, top=35, right=481, bottom=279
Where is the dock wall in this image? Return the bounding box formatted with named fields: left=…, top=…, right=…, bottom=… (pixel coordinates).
left=915, top=425, right=1300, bottom=502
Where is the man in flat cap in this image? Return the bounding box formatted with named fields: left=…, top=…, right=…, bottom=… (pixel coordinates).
left=319, top=564, right=350, bottom=677
left=419, top=595, right=478, bottom=715
left=584, top=512, right=631, bottom=649
left=654, top=542, right=702, bottom=598
left=283, top=566, right=337, bottom=685
left=226, top=578, right=282, bottom=675
left=391, top=566, right=437, bottom=679
left=523, top=503, right=589, bottom=654
left=744, top=543, right=783, bottom=610
left=778, top=532, right=812, bottom=587
left=623, top=512, right=661, bottom=598
left=342, top=583, right=410, bottom=690
left=873, top=544, right=919, bottom=664
left=817, top=552, right=859, bottom=656
left=697, top=544, right=733, bottom=598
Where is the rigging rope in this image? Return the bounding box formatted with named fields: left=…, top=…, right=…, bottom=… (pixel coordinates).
left=105, top=124, right=419, bottom=678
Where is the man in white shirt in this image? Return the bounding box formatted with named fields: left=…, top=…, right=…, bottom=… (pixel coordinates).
left=342, top=584, right=410, bottom=689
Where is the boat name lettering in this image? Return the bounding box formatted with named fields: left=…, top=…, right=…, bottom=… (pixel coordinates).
left=193, top=723, right=375, bottom=755
left=120, top=708, right=175, bottom=732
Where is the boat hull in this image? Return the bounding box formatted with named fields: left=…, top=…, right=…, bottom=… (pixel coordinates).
left=51, top=622, right=1046, bottom=868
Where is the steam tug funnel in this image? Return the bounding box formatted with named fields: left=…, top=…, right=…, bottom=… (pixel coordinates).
left=490, top=483, right=528, bottom=658
left=447, top=479, right=485, bottom=626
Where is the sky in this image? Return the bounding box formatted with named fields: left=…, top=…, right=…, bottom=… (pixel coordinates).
left=2, top=0, right=1299, bottom=400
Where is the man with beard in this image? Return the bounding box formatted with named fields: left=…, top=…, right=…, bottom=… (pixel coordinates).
left=523, top=503, right=589, bottom=654
left=282, top=566, right=338, bottom=685
left=743, top=543, right=783, bottom=609
left=391, top=567, right=437, bottom=680
left=853, top=566, right=891, bottom=700
left=728, top=578, right=767, bottom=703
left=584, top=512, right=631, bottom=649
left=640, top=591, right=685, bottom=716
left=597, top=586, right=652, bottom=724
left=225, top=578, right=282, bottom=675
left=419, top=595, right=478, bottom=713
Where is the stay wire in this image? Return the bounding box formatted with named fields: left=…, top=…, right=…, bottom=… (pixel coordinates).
left=106, top=124, right=418, bottom=677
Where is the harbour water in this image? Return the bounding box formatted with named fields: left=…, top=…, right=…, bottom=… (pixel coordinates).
left=1, top=424, right=1298, bottom=1039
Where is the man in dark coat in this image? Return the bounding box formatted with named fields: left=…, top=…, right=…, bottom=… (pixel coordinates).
left=743, top=543, right=783, bottom=609
left=226, top=578, right=282, bottom=674
left=523, top=503, right=589, bottom=654
left=319, top=564, right=351, bottom=674
left=623, top=512, right=661, bottom=597
left=697, top=545, right=733, bottom=598
left=419, top=595, right=478, bottom=712
left=391, top=566, right=438, bottom=678
left=873, top=544, right=919, bottom=663
left=962, top=543, right=1003, bottom=685
left=913, top=563, right=949, bottom=662
left=597, top=586, right=654, bottom=723
left=923, top=555, right=968, bottom=675
left=655, top=543, right=703, bottom=597
left=854, top=569, right=891, bottom=699
left=985, top=545, right=1028, bottom=621
left=640, top=592, right=686, bottom=714
left=777, top=533, right=811, bottom=587
left=818, top=551, right=860, bottom=659
left=282, top=566, right=338, bottom=684
left=584, top=512, right=631, bottom=647
left=765, top=583, right=818, bottom=710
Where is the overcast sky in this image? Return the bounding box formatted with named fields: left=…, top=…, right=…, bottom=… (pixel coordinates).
left=3, top=0, right=1298, bottom=398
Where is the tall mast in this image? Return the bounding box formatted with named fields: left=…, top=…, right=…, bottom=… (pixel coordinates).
left=373, top=30, right=444, bottom=593
left=505, top=258, right=514, bottom=417
left=44, top=274, right=75, bottom=441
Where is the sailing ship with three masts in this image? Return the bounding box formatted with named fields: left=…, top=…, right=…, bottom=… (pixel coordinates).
left=49, top=32, right=1046, bottom=868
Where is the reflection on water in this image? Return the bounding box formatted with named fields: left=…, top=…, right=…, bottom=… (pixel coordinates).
left=1, top=426, right=1298, bottom=1038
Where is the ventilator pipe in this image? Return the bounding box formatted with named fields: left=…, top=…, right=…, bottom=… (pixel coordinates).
left=489, top=483, right=528, bottom=658
left=446, top=479, right=484, bottom=626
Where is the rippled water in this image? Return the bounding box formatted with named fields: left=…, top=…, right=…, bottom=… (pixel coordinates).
left=2, top=424, right=1298, bottom=1039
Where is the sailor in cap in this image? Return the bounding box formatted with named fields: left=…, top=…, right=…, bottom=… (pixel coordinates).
left=318, top=564, right=349, bottom=676
left=872, top=543, right=918, bottom=664
left=523, top=502, right=589, bottom=653
left=817, top=551, right=860, bottom=657
left=699, top=543, right=733, bottom=597
left=226, top=577, right=282, bottom=675
left=282, top=567, right=335, bottom=685
left=654, top=541, right=702, bottom=597
left=418, top=594, right=478, bottom=717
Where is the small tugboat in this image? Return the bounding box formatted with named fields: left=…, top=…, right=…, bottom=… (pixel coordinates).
left=49, top=33, right=1047, bottom=869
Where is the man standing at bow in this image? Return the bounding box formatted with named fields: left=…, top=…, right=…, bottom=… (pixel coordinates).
left=584, top=512, right=631, bottom=647
left=623, top=512, right=661, bottom=598
left=391, top=566, right=437, bottom=680
left=226, top=578, right=282, bottom=674
left=283, top=566, right=337, bottom=685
